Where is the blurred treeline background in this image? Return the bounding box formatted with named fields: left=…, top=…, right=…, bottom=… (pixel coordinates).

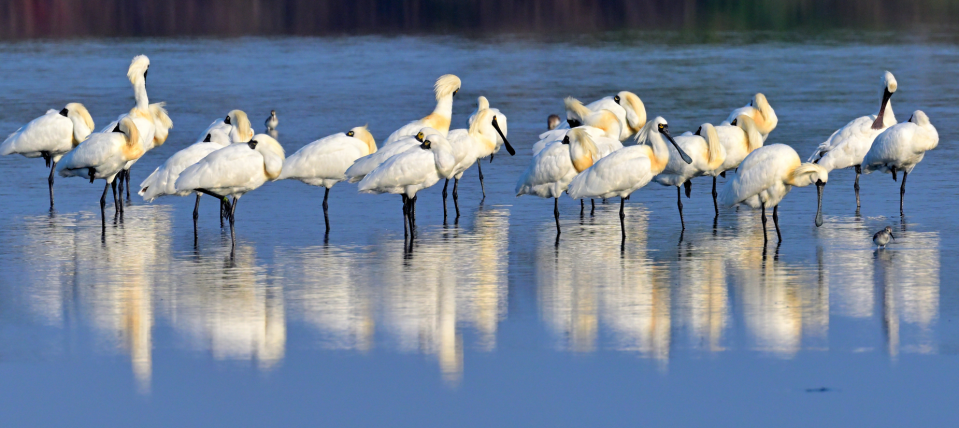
left=3, top=0, right=958, bottom=38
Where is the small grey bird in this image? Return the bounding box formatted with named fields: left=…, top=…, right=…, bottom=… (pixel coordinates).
left=873, top=226, right=895, bottom=248
left=265, top=110, right=278, bottom=130
left=547, top=114, right=561, bottom=130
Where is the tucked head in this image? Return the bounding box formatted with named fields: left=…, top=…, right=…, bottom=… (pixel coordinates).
left=548, top=114, right=561, bottom=130
left=127, top=55, right=150, bottom=84
left=64, top=102, right=95, bottom=132
left=227, top=110, right=253, bottom=141
left=908, top=110, right=931, bottom=126
left=615, top=91, right=647, bottom=133
left=434, top=74, right=461, bottom=100
left=883, top=71, right=898, bottom=94
left=347, top=125, right=376, bottom=153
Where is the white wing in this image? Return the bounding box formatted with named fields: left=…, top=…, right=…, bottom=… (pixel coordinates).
left=138, top=142, right=222, bottom=201
left=515, top=140, right=575, bottom=199
left=57, top=132, right=129, bottom=180
left=568, top=145, right=653, bottom=199
left=1, top=111, right=74, bottom=158
left=345, top=136, right=419, bottom=182
left=279, top=133, right=368, bottom=187
left=720, top=144, right=797, bottom=207
left=174, top=144, right=265, bottom=196
left=808, top=115, right=887, bottom=171
left=358, top=147, right=436, bottom=194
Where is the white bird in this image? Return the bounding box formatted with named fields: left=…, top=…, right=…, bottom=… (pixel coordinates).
left=584, top=91, right=647, bottom=141
left=567, top=117, right=692, bottom=237
left=862, top=110, right=939, bottom=215
left=532, top=125, right=608, bottom=156
left=383, top=74, right=461, bottom=145
left=653, top=123, right=725, bottom=229
left=278, top=125, right=377, bottom=233
left=57, top=117, right=142, bottom=228
left=174, top=134, right=285, bottom=247
left=873, top=226, right=895, bottom=249
left=197, top=110, right=255, bottom=144
left=97, top=55, right=165, bottom=203
left=710, top=114, right=764, bottom=212
left=721, top=144, right=829, bottom=243
left=442, top=97, right=514, bottom=217
left=724, top=93, right=778, bottom=141
left=515, top=128, right=623, bottom=235
left=138, top=128, right=232, bottom=234
left=808, top=71, right=898, bottom=209
left=345, top=127, right=436, bottom=183
left=563, top=97, right=622, bottom=140
left=265, top=110, right=278, bottom=130
left=1, top=103, right=95, bottom=208
left=358, top=132, right=456, bottom=237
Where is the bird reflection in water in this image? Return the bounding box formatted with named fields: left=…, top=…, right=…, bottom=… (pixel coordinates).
left=537, top=205, right=671, bottom=363
left=274, top=208, right=510, bottom=384
left=874, top=231, right=939, bottom=358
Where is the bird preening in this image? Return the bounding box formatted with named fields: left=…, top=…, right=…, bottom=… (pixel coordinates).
left=2, top=64, right=938, bottom=253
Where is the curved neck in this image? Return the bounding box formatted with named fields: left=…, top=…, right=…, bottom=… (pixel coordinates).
left=132, top=78, right=149, bottom=111
left=432, top=96, right=453, bottom=119
left=648, top=133, right=670, bottom=168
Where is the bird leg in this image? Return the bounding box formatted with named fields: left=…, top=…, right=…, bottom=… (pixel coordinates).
left=410, top=195, right=417, bottom=234
left=720, top=171, right=726, bottom=178
left=442, top=179, right=449, bottom=221
left=712, top=176, right=719, bottom=215
left=760, top=201, right=768, bottom=242
left=619, top=197, right=626, bottom=239
left=453, top=178, right=461, bottom=220
left=125, top=168, right=132, bottom=200
left=677, top=186, right=685, bottom=230
left=554, top=197, right=561, bottom=235
left=99, top=181, right=109, bottom=231
left=116, top=170, right=125, bottom=203
left=477, top=161, right=486, bottom=199
left=684, top=180, right=692, bottom=198
left=891, top=165, right=897, bottom=182
left=48, top=160, right=57, bottom=209
left=402, top=195, right=409, bottom=238
left=591, top=199, right=595, bottom=216
left=580, top=199, right=584, bottom=217
left=900, top=171, right=908, bottom=216
left=229, top=196, right=239, bottom=247
left=323, top=187, right=331, bottom=233
left=854, top=165, right=861, bottom=208
left=773, top=205, right=782, bottom=243
left=193, top=193, right=201, bottom=240
left=111, top=179, right=121, bottom=215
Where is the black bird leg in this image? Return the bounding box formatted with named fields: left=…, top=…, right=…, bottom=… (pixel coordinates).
left=125, top=168, right=132, bottom=200
left=111, top=179, right=121, bottom=215
left=100, top=181, right=109, bottom=231
left=900, top=171, right=908, bottom=216
left=48, top=160, right=57, bottom=209
left=712, top=176, right=719, bottom=215
left=619, top=197, right=626, bottom=239
left=854, top=165, right=861, bottom=208
left=229, top=196, right=238, bottom=247
left=323, top=187, right=331, bottom=233
left=677, top=186, right=685, bottom=230
left=477, top=161, right=486, bottom=199
left=453, top=178, right=460, bottom=219
left=591, top=199, right=595, bottom=216
left=760, top=201, right=768, bottom=242
left=554, top=197, right=561, bottom=235
left=442, top=179, right=449, bottom=221
left=117, top=170, right=125, bottom=203
left=193, top=193, right=201, bottom=239
left=684, top=180, right=692, bottom=198
left=402, top=195, right=409, bottom=238
left=773, top=205, right=782, bottom=243
left=580, top=199, right=584, bottom=217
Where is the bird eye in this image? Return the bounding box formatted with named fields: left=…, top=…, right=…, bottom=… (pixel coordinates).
left=347, top=131, right=354, bottom=137
left=658, top=124, right=664, bottom=130
left=224, top=115, right=231, bottom=125
left=416, top=132, right=424, bottom=142
left=453, top=90, right=458, bottom=96
left=614, top=95, right=621, bottom=104
left=731, top=119, right=738, bottom=126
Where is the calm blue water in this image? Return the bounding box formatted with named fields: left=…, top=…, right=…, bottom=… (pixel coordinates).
left=0, top=35, right=957, bottom=426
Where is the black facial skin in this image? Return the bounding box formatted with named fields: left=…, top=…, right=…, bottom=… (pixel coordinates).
left=561, top=136, right=570, bottom=145
left=567, top=119, right=582, bottom=128
left=112, top=124, right=122, bottom=133
left=59, top=108, right=69, bottom=117
left=614, top=95, right=621, bottom=104
left=347, top=131, right=354, bottom=137
left=248, top=140, right=258, bottom=149
left=420, top=139, right=432, bottom=150
left=224, top=115, right=232, bottom=125
left=203, top=134, right=211, bottom=142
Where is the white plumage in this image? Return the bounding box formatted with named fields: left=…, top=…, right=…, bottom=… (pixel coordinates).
left=138, top=128, right=232, bottom=202
left=345, top=127, right=436, bottom=183
left=384, top=74, right=461, bottom=145
left=174, top=134, right=285, bottom=246
left=807, top=71, right=898, bottom=207
left=862, top=110, right=939, bottom=214
left=720, top=144, right=829, bottom=242
left=584, top=91, right=647, bottom=141
left=652, top=123, right=725, bottom=228
left=58, top=117, right=142, bottom=182
left=724, top=93, right=778, bottom=141
left=562, top=97, right=622, bottom=140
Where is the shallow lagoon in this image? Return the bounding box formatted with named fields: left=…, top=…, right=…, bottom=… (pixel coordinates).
left=0, top=34, right=957, bottom=426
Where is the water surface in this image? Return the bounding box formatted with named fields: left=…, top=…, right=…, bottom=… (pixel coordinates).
left=0, top=35, right=957, bottom=426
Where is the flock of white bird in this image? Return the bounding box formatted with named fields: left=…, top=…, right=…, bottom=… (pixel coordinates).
left=0, top=55, right=941, bottom=249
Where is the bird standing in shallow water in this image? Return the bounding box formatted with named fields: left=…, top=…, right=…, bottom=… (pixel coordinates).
left=1, top=103, right=95, bottom=209
left=265, top=110, right=278, bottom=130
left=873, top=226, right=895, bottom=248
left=721, top=144, right=829, bottom=243
left=807, top=71, right=898, bottom=210
left=383, top=74, right=461, bottom=145
left=862, top=110, right=939, bottom=216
